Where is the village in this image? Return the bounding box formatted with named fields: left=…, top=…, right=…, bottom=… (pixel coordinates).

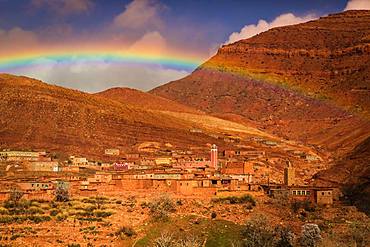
left=0, top=140, right=335, bottom=206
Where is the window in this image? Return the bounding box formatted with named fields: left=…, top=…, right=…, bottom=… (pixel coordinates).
left=302, top=191, right=306, bottom=196
left=307, top=191, right=311, bottom=196
left=297, top=191, right=301, bottom=195
left=322, top=192, right=324, bottom=195
left=292, top=190, right=296, bottom=195
left=328, top=191, right=331, bottom=195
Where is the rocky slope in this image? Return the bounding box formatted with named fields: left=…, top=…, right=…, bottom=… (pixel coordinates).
left=314, top=137, right=370, bottom=214
left=0, top=74, right=261, bottom=160
left=151, top=10, right=370, bottom=156
left=95, top=87, right=201, bottom=114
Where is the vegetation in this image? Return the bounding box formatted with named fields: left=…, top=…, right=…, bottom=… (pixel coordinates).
left=299, top=224, right=322, bottom=247
left=291, top=200, right=316, bottom=213
left=152, top=233, right=202, bottom=247
left=115, top=226, right=136, bottom=239
left=241, top=214, right=275, bottom=247
left=55, top=186, right=69, bottom=202
left=212, top=194, right=256, bottom=207
left=148, top=195, right=176, bottom=221
left=8, top=188, right=24, bottom=203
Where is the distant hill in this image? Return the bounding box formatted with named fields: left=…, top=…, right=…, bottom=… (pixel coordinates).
left=95, top=87, right=201, bottom=114
left=0, top=74, right=276, bottom=160
left=151, top=10, right=370, bottom=156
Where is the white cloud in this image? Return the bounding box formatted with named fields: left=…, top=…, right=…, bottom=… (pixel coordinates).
left=225, top=13, right=316, bottom=44
left=113, top=0, right=164, bottom=30
left=9, top=59, right=189, bottom=92
left=344, top=0, right=370, bottom=10
left=128, top=31, right=166, bottom=54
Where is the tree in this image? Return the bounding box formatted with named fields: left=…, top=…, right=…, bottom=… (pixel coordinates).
left=299, top=223, right=322, bottom=247
left=241, top=214, right=275, bottom=247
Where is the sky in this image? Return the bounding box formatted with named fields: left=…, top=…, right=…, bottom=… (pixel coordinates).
left=0, top=0, right=369, bottom=92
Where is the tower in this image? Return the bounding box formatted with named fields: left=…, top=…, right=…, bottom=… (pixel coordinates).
left=210, top=144, right=218, bottom=169
left=284, top=160, right=295, bottom=186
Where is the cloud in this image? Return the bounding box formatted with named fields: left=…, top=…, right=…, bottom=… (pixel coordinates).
left=128, top=31, right=167, bottom=54
left=344, top=0, right=370, bottom=10
left=31, top=0, right=94, bottom=16
left=0, top=27, right=39, bottom=54
left=8, top=59, right=189, bottom=92
left=225, top=13, right=316, bottom=44
left=113, top=0, right=164, bottom=30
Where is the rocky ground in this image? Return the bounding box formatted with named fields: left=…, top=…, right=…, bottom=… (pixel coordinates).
left=0, top=191, right=368, bottom=247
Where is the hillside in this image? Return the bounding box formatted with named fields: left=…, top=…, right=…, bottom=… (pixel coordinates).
left=0, top=74, right=287, bottom=160
left=95, top=87, right=201, bottom=114
left=151, top=10, right=370, bottom=156
left=313, top=137, right=370, bottom=214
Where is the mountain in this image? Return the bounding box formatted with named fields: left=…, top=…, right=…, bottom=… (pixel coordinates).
left=314, top=137, right=370, bottom=215
left=0, top=74, right=276, bottom=160
left=150, top=10, right=370, bottom=156
left=95, top=87, right=201, bottom=114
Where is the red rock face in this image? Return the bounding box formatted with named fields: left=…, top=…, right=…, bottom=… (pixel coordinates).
left=151, top=10, right=370, bottom=155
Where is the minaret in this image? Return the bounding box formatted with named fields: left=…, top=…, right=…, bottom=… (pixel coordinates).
left=284, top=160, right=295, bottom=186
left=210, top=144, right=218, bottom=169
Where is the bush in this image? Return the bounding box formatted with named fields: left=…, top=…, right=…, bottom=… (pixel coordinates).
left=212, top=195, right=256, bottom=206
left=28, top=215, right=51, bottom=223
left=0, top=207, right=9, bottom=215
left=291, top=200, right=316, bottom=213
left=153, top=232, right=175, bottom=247
left=50, top=209, right=60, bottom=216
left=241, top=214, right=275, bottom=247
left=27, top=206, right=44, bottom=215
left=274, top=225, right=294, bottom=247
left=94, top=210, right=112, bottom=218
left=350, top=222, right=370, bottom=247
left=211, top=212, right=217, bottom=219
left=149, top=196, right=176, bottom=221
left=115, top=226, right=136, bottom=239
left=10, top=233, right=23, bottom=240
left=152, top=233, right=202, bottom=247
left=175, top=235, right=202, bottom=247
left=56, top=213, right=67, bottom=222
left=299, top=223, right=322, bottom=247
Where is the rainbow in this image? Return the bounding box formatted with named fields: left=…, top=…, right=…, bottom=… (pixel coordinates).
left=0, top=50, right=203, bottom=72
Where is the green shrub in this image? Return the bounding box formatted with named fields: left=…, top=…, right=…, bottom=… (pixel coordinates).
left=10, top=233, right=23, bottom=240
left=28, top=215, right=51, bottom=223
left=94, top=210, right=112, bottom=218
left=0, top=207, right=9, bottom=215
left=56, top=213, right=67, bottom=222
left=27, top=206, right=44, bottom=215
left=50, top=209, right=60, bottom=216
left=115, top=226, right=136, bottom=239
left=0, top=216, right=13, bottom=223
left=212, top=194, right=256, bottom=206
